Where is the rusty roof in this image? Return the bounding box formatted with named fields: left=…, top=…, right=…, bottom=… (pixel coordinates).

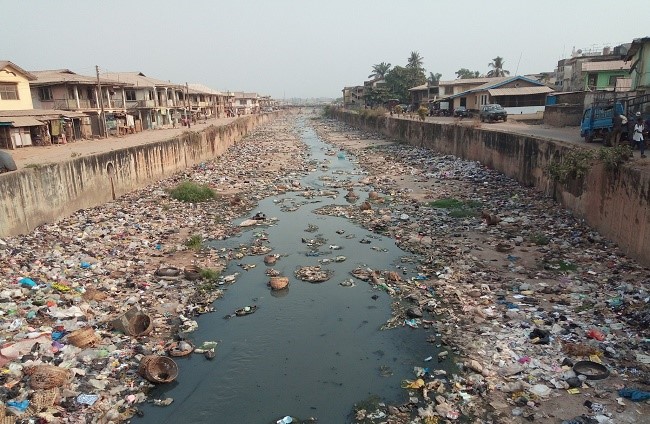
left=488, top=86, right=554, bottom=96
left=31, top=69, right=128, bottom=86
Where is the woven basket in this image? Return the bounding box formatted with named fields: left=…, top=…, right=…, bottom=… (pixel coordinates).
left=66, top=327, right=99, bottom=348
left=139, top=355, right=178, bottom=384
left=269, top=276, right=289, bottom=290
left=25, top=365, right=71, bottom=390
left=111, top=307, right=153, bottom=336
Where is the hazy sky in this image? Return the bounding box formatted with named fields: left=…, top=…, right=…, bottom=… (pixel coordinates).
left=3, top=1, right=648, bottom=99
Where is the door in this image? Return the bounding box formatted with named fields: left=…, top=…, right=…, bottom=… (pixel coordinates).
left=460, top=97, right=467, bottom=107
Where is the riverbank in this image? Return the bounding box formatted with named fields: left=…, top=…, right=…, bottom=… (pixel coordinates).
left=0, top=115, right=311, bottom=422
left=313, top=118, right=650, bottom=423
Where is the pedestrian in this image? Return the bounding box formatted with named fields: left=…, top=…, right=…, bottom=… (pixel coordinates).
left=632, top=112, right=646, bottom=158
left=610, top=113, right=623, bottom=147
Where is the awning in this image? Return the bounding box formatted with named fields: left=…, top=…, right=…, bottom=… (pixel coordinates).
left=8, top=117, right=46, bottom=127
left=488, top=86, right=554, bottom=96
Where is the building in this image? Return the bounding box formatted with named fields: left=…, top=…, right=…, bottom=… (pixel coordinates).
left=232, top=92, right=259, bottom=115
left=554, top=44, right=629, bottom=92
left=0, top=61, right=36, bottom=111
left=446, top=76, right=554, bottom=114
left=408, top=83, right=439, bottom=108
left=102, top=72, right=184, bottom=130
left=29, top=69, right=131, bottom=137
left=581, top=60, right=631, bottom=91
left=187, top=84, right=225, bottom=119
left=342, top=86, right=364, bottom=108
left=625, top=36, right=650, bottom=95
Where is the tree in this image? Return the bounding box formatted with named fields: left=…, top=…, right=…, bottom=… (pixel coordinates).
left=364, top=85, right=392, bottom=108
left=487, top=56, right=510, bottom=77
left=384, top=66, right=413, bottom=102
left=455, top=68, right=481, bottom=79
left=406, top=51, right=425, bottom=73
left=427, top=72, right=442, bottom=85
left=368, top=62, right=391, bottom=79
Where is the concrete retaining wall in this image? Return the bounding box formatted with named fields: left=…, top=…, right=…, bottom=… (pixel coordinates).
left=544, top=104, right=584, bottom=127
left=333, top=110, right=650, bottom=265
left=0, top=114, right=274, bottom=237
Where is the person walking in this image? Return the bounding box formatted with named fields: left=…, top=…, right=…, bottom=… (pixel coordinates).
left=632, top=112, right=646, bottom=158
left=610, top=113, right=623, bottom=147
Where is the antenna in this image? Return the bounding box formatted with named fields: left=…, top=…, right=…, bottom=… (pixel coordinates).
left=515, top=52, right=522, bottom=75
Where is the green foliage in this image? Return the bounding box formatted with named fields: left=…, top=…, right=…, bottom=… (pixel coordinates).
left=546, top=260, right=578, bottom=272
left=487, top=56, right=510, bottom=77
left=456, top=68, right=481, bottom=79
left=529, top=232, right=550, bottom=245
left=368, top=62, right=391, bottom=79
left=364, top=86, right=392, bottom=108
left=429, top=198, right=482, bottom=218
left=185, top=234, right=203, bottom=250
left=169, top=181, right=216, bottom=203
left=547, top=149, right=595, bottom=183
left=417, top=106, right=428, bottom=120
left=358, top=107, right=388, bottom=118
left=199, top=268, right=220, bottom=281
left=597, top=145, right=632, bottom=171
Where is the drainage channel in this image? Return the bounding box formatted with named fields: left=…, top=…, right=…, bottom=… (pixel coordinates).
left=135, top=117, right=446, bottom=423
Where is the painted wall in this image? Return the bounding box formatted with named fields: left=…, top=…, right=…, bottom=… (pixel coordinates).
left=332, top=110, right=650, bottom=265
left=0, top=113, right=277, bottom=237
left=0, top=65, right=34, bottom=110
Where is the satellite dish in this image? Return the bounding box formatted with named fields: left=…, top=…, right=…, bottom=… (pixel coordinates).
left=576, top=49, right=583, bottom=54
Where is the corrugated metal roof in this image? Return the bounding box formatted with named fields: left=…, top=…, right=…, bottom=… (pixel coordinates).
left=31, top=69, right=127, bottom=86
left=408, top=84, right=429, bottom=91
left=8, top=117, right=45, bottom=127
left=102, top=72, right=182, bottom=88
left=488, top=86, right=554, bottom=96
left=581, top=60, right=630, bottom=72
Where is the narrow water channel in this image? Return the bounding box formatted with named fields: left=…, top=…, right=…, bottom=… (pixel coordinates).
left=135, top=118, right=444, bottom=423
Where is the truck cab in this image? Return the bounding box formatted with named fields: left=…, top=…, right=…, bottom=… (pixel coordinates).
left=580, top=102, right=625, bottom=143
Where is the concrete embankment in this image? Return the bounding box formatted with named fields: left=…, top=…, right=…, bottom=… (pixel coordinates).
left=331, top=110, right=650, bottom=266
left=0, top=113, right=276, bottom=237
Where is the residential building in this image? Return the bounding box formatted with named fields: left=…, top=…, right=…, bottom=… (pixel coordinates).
left=625, top=36, right=650, bottom=95
left=554, top=44, right=629, bottom=92
left=232, top=92, right=259, bottom=115
left=342, top=86, right=364, bottom=108
left=581, top=60, right=631, bottom=91
left=102, top=72, right=184, bottom=130
left=187, top=84, right=224, bottom=119
left=29, top=69, right=130, bottom=137
left=408, top=83, right=439, bottom=108
left=446, top=76, right=553, bottom=114
left=0, top=61, right=36, bottom=111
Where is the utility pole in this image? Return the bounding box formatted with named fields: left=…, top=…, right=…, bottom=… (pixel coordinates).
left=96, top=65, right=107, bottom=138
left=185, top=82, right=190, bottom=128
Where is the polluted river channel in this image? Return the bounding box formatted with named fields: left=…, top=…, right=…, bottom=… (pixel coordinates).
left=135, top=119, right=447, bottom=423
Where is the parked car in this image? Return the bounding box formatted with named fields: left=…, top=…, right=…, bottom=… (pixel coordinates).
left=453, top=106, right=469, bottom=118
left=479, top=104, right=507, bottom=122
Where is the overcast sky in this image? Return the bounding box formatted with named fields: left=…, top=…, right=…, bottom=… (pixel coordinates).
left=2, top=0, right=648, bottom=99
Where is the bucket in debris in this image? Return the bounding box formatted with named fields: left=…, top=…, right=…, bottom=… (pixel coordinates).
left=138, top=355, right=178, bottom=384
left=111, top=307, right=153, bottom=336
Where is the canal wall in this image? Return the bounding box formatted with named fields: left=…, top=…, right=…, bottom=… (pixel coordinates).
left=331, top=110, right=650, bottom=265
left=0, top=114, right=275, bottom=237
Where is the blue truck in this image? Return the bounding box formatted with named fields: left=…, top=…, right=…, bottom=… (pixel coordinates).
left=580, top=101, right=625, bottom=143
left=581, top=94, right=650, bottom=143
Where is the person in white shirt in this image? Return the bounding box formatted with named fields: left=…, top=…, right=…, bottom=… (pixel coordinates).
left=632, top=113, right=646, bottom=158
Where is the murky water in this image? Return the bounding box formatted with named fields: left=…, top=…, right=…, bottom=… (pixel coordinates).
left=135, top=118, right=443, bottom=423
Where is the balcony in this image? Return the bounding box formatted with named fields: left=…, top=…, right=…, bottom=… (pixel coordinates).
left=137, top=100, right=156, bottom=108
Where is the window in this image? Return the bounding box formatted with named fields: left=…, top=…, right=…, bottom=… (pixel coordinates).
left=125, top=90, right=136, bottom=101
left=608, top=75, right=619, bottom=86
left=68, top=87, right=75, bottom=99
left=0, top=83, right=19, bottom=100
left=37, top=87, right=52, bottom=101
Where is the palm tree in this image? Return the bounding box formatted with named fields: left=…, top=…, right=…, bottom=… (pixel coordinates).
left=487, top=56, right=510, bottom=77
left=406, top=51, right=424, bottom=72
left=368, top=62, right=391, bottom=79
left=427, top=72, right=442, bottom=85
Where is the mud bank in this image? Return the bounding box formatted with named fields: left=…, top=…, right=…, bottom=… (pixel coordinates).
left=0, top=113, right=278, bottom=238
left=330, top=110, right=650, bottom=266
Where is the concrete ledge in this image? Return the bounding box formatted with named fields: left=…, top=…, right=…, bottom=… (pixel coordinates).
left=332, top=110, right=650, bottom=265
left=0, top=114, right=276, bottom=237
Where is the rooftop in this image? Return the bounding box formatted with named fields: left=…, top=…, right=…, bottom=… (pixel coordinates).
left=31, top=69, right=127, bottom=86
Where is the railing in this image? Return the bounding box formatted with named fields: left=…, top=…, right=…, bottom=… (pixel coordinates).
left=137, top=100, right=156, bottom=108
left=109, top=99, right=124, bottom=108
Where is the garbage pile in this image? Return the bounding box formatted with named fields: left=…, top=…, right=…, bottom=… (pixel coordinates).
left=313, top=119, right=650, bottom=423
left=0, top=117, right=310, bottom=422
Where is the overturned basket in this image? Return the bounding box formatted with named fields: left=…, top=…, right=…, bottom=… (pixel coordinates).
left=66, top=327, right=99, bottom=348
left=112, top=307, right=153, bottom=336
left=139, top=355, right=178, bottom=384
left=25, top=365, right=71, bottom=390
left=269, top=276, right=289, bottom=290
